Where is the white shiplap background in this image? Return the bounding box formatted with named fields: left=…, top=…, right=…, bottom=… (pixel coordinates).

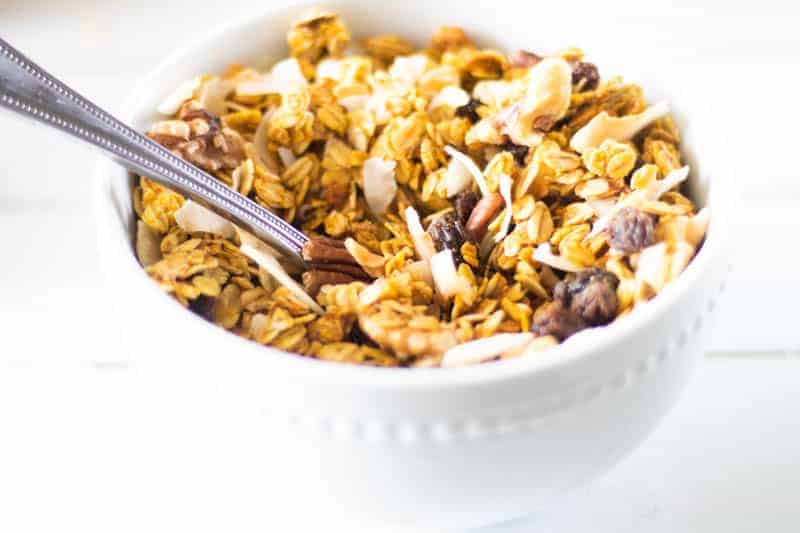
left=1, top=2, right=800, bottom=532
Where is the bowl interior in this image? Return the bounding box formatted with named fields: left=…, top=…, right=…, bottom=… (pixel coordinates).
left=97, top=0, right=732, bottom=383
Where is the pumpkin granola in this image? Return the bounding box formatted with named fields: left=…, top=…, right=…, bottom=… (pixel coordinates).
left=133, top=9, right=709, bottom=368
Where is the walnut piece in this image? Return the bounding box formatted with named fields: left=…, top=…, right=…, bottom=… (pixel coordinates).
left=147, top=104, right=246, bottom=172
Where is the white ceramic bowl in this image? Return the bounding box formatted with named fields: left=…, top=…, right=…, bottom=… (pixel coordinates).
left=94, top=1, right=733, bottom=529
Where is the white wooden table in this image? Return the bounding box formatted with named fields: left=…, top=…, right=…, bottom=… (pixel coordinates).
left=1, top=1, right=798, bottom=531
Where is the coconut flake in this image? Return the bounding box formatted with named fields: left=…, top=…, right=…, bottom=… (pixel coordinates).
left=646, top=165, right=689, bottom=200
left=277, top=147, right=296, bottom=168
left=344, top=238, right=386, bottom=278
left=532, top=243, right=584, bottom=272
left=316, top=58, right=343, bottom=81
left=441, top=333, right=534, bottom=367
left=197, top=77, right=232, bottom=116
left=473, top=79, right=524, bottom=108
left=403, top=260, right=434, bottom=287
left=253, top=107, right=277, bottom=171
left=444, top=145, right=489, bottom=196
left=443, top=157, right=473, bottom=197
left=430, top=249, right=469, bottom=299
left=570, top=101, right=670, bottom=154
left=362, top=157, right=397, bottom=215
left=236, top=58, right=308, bottom=96
left=405, top=206, right=437, bottom=261
left=157, top=77, right=201, bottom=116
left=238, top=233, right=323, bottom=314
left=494, top=174, right=513, bottom=243
left=389, top=54, right=429, bottom=84
left=174, top=200, right=235, bottom=239
left=338, top=93, right=370, bottom=112
left=428, top=86, right=470, bottom=111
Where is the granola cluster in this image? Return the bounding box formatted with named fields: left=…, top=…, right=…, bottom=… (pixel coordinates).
left=133, top=9, right=709, bottom=368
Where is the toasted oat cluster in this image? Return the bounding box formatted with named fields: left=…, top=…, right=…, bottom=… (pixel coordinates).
left=133, top=9, right=709, bottom=368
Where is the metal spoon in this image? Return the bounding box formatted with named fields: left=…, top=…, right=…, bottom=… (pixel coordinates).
left=0, top=37, right=308, bottom=264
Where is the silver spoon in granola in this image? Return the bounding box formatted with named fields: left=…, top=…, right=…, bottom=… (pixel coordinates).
left=0, top=37, right=309, bottom=264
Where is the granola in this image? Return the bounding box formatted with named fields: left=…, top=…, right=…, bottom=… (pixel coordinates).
left=133, top=10, right=709, bottom=368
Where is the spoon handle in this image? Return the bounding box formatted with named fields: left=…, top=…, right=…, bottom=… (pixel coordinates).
left=0, top=37, right=308, bottom=262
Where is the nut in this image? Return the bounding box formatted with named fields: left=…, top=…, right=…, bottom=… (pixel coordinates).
left=465, top=192, right=504, bottom=241
left=303, top=270, right=364, bottom=298
left=302, top=237, right=359, bottom=265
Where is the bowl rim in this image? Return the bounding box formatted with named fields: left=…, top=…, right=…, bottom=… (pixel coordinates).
left=93, top=0, right=734, bottom=390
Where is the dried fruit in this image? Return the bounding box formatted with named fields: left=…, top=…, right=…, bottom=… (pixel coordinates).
left=499, top=140, right=529, bottom=166
left=453, top=190, right=479, bottom=226
left=554, top=268, right=619, bottom=326
left=428, top=211, right=468, bottom=263
left=608, top=207, right=656, bottom=253
left=571, top=61, right=599, bottom=91
left=455, top=98, right=482, bottom=122
left=531, top=300, right=586, bottom=340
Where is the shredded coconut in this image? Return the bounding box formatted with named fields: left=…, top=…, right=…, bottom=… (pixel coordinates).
left=235, top=58, right=308, bottom=96
left=197, top=77, right=232, bottom=116
left=362, top=157, right=397, bottom=215
left=570, top=101, right=670, bottom=153
left=174, top=200, right=235, bottom=239
left=157, top=77, right=201, bottom=116
left=405, top=206, right=437, bottom=261
left=444, top=145, right=489, bottom=196
left=494, top=174, right=513, bottom=243
left=430, top=249, right=469, bottom=299
left=239, top=237, right=323, bottom=314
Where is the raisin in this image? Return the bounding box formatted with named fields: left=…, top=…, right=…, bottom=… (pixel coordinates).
left=531, top=300, right=587, bottom=340
left=571, top=62, right=599, bottom=91
left=500, top=140, right=530, bottom=165
left=189, top=295, right=215, bottom=321
left=553, top=267, right=619, bottom=326
left=608, top=207, right=656, bottom=253
left=453, top=190, right=479, bottom=227
left=455, top=98, right=481, bottom=123
left=428, top=211, right=467, bottom=264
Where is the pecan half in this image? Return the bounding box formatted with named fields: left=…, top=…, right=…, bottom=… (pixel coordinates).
left=465, top=192, right=505, bottom=241
left=303, top=270, right=364, bottom=298
left=302, top=237, right=359, bottom=265
left=302, top=237, right=373, bottom=296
